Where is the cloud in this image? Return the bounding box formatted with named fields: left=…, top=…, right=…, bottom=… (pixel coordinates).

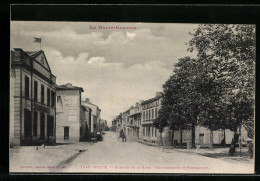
left=88, top=57, right=105, bottom=64
left=11, top=21, right=199, bottom=126
left=43, top=49, right=171, bottom=123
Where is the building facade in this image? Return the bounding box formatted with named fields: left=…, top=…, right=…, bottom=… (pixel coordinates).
left=128, top=102, right=142, bottom=140
left=56, top=83, right=85, bottom=142
left=81, top=98, right=101, bottom=134
left=10, top=48, right=56, bottom=146
left=141, top=92, right=162, bottom=142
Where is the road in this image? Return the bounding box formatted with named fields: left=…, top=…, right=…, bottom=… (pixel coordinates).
left=61, top=131, right=254, bottom=174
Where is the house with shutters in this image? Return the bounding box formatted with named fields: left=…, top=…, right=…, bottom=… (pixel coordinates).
left=10, top=48, right=57, bottom=146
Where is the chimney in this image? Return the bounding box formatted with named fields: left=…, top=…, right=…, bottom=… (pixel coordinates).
left=13, top=48, right=23, bottom=62
left=156, top=91, right=163, bottom=97
left=66, top=83, right=73, bottom=87
left=85, top=98, right=90, bottom=103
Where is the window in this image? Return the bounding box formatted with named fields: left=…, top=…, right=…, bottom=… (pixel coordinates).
left=34, top=81, right=38, bottom=102
left=47, top=88, right=50, bottom=106
left=41, top=85, right=44, bottom=104
left=51, top=91, right=55, bottom=107
left=155, top=128, right=157, bottom=137
left=33, top=112, right=38, bottom=136
left=57, top=96, right=62, bottom=103
left=152, top=109, right=154, bottom=119
left=143, top=111, right=145, bottom=121
left=155, top=108, right=158, bottom=118
left=152, top=126, right=153, bottom=136
left=149, top=110, right=151, bottom=120
left=146, top=110, right=148, bottom=120
left=25, top=76, right=29, bottom=99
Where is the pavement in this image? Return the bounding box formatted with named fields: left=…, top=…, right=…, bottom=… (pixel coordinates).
left=10, top=131, right=254, bottom=174
left=137, top=139, right=252, bottom=165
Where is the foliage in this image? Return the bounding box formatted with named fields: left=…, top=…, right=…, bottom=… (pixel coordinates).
left=155, top=24, right=255, bottom=150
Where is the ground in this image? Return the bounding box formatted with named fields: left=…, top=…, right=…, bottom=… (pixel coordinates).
left=10, top=131, right=254, bottom=174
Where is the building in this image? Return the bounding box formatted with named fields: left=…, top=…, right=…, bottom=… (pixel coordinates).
left=99, top=119, right=108, bottom=131
left=122, top=109, right=130, bottom=135
left=56, top=83, right=86, bottom=142
left=141, top=92, right=163, bottom=142
left=128, top=102, right=142, bottom=140
left=10, top=48, right=56, bottom=146
left=173, top=125, right=249, bottom=147
left=81, top=105, right=92, bottom=140
left=81, top=98, right=101, bottom=134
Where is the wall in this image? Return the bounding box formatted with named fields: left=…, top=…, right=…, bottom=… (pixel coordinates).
left=10, top=68, right=20, bottom=146
left=56, top=89, right=80, bottom=142
left=31, top=69, right=56, bottom=144
left=81, top=102, right=99, bottom=133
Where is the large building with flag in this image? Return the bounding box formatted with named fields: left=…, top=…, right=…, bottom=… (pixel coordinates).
left=10, top=48, right=57, bottom=146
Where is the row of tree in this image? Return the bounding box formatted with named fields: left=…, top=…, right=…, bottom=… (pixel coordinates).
left=153, top=24, right=255, bottom=154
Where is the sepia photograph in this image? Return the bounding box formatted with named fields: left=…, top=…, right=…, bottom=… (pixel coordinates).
left=9, top=21, right=255, bottom=174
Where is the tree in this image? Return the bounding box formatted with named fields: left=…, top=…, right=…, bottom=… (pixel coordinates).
left=189, top=24, right=255, bottom=153
left=155, top=57, right=201, bottom=149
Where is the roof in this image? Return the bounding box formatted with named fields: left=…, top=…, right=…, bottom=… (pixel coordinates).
left=81, top=105, right=92, bottom=111
left=57, top=83, right=84, bottom=92
left=24, top=50, right=41, bottom=57
left=141, top=95, right=162, bottom=105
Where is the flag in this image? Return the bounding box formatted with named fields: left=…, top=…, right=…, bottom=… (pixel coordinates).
left=33, top=37, right=41, bottom=43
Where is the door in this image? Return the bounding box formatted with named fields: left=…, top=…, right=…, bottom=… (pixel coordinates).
left=199, top=133, right=204, bottom=144
left=64, top=127, right=69, bottom=140
left=40, top=112, right=45, bottom=140
left=47, top=115, right=54, bottom=141
left=24, top=109, right=32, bottom=144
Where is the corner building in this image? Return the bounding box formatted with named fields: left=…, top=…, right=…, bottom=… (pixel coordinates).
left=10, top=48, right=56, bottom=146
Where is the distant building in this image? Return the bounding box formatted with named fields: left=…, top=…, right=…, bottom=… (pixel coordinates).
left=100, top=119, right=108, bottom=132
left=56, top=83, right=86, bottom=142
left=128, top=102, right=142, bottom=140
left=81, top=98, right=101, bottom=134
left=10, top=48, right=56, bottom=146
left=141, top=92, right=162, bottom=142
left=122, top=109, right=130, bottom=135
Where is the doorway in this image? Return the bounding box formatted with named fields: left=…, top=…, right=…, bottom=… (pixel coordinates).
left=40, top=112, right=45, bottom=140
left=199, top=133, right=204, bottom=144
left=64, top=127, right=69, bottom=140
left=24, top=109, right=32, bottom=144
left=47, top=115, right=54, bottom=141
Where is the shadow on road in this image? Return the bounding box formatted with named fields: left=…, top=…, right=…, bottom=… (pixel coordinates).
left=198, top=152, right=250, bottom=162
left=50, top=149, right=86, bottom=172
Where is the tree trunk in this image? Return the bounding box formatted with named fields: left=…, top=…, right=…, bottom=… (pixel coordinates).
left=228, top=131, right=238, bottom=156
left=179, top=128, right=183, bottom=149
left=224, top=129, right=226, bottom=147
left=160, top=132, right=163, bottom=146
left=192, top=120, right=195, bottom=149
left=239, top=126, right=242, bottom=156
left=171, top=129, right=174, bottom=147
left=209, top=129, right=213, bottom=149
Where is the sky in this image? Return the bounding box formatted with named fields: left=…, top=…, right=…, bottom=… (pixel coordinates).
left=11, top=21, right=198, bottom=126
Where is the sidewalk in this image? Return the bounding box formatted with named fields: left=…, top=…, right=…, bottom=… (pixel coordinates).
left=137, top=140, right=253, bottom=164
left=10, top=141, right=93, bottom=173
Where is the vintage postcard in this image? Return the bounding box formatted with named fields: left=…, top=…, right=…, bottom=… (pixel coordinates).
left=9, top=21, right=255, bottom=174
